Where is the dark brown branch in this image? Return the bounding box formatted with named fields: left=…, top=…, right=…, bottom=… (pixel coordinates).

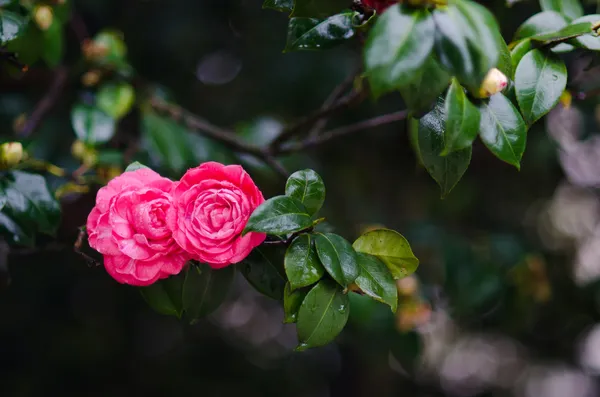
left=277, top=110, right=410, bottom=154
left=149, top=97, right=288, bottom=179
left=16, top=66, right=69, bottom=138
left=0, top=48, right=28, bottom=73
left=269, top=89, right=366, bottom=150
left=307, top=69, right=360, bottom=140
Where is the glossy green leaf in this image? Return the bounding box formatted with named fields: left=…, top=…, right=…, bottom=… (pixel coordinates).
left=514, top=11, right=568, bottom=41
left=296, top=279, right=349, bottom=350
left=244, top=196, right=313, bottom=236
left=479, top=93, right=527, bottom=168
left=292, top=0, right=348, bottom=18
left=284, top=282, right=308, bottom=323
left=510, top=39, right=532, bottom=78
left=124, top=161, right=149, bottom=172
left=540, top=0, right=583, bottom=21
left=41, top=20, right=63, bottom=67
left=353, top=229, right=419, bottom=280
left=285, top=169, right=326, bottom=216
left=443, top=79, right=480, bottom=154
left=141, top=111, right=198, bottom=175
left=97, top=82, right=136, bottom=120
left=4, top=23, right=43, bottom=66
left=496, top=36, right=513, bottom=78
left=354, top=253, right=398, bottom=312
left=285, top=13, right=356, bottom=52
left=239, top=246, right=286, bottom=300
left=285, top=234, right=325, bottom=290
left=364, top=5, right=434, bottom=97
left=139, top=272, right=185, bottom=318
left=433, top=2, right=501, bottom=92
left=183, top=263, right=234, bottom=324
left=0, top=212, right=33, bottom=246
left=0, top=11, right=26, bottom=44
left=398, top=55, right=451, bottom=115
left=71, top=104, right=116, bottom=145
left=0, top=171, right=61, bottom=238
left=416, top=99, right=472, bottom=197
left=263, top=0, right=294, bottom=13
left=571, top=15, right=600, bottom=50
left=515, top=49, right=567, bottom=125
left=314, top=232, right=359, bottom=287
left=530, top=22, right=592, bottom=45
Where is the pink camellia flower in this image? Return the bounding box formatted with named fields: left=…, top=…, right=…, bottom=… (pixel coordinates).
left=87, top=168, right=189, bottom=286
left=170, top=162, right=266, bottom=268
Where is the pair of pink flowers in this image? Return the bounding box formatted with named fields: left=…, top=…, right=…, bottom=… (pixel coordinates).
left=86, top=162, right=266, bottom=286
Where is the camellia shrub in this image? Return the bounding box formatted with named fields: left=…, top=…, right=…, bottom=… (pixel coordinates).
left=1, top=0, right=599, bottom=351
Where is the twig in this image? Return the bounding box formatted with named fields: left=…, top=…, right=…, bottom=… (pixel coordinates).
left=74, top=227, right=101, bottom=267
left=269, top=89, right=366, bottom=150
left=69, top=12, right=90, bottom=43
left=0, top=48, right=28, bottom=73
left=149, top=97, right=288, bottom=179
left=307, top=69, right=360, bottom=140
left=278, top=110, right=410, bottom=154
left=16, top=66, right=69, bottom=138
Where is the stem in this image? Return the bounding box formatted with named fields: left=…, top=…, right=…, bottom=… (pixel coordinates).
left=16, top=66, right=69, bottom=138
left=278, top=110, right=409, bottom=154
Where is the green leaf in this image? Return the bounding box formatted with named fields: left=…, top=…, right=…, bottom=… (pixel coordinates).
left=443, top=78, right=480, bottom=154
left=571, top=15, right=600, bottom=50
left=352, top=229, right=419, bottom=280
left=530, top=22, right=592, bottom=45
left=285, top=169, right=326, bottom=216
left=292, top=0, right=348, bottom=18
left=496, top=35, right=513, bottom=78
left=0, top=211, right=33, bottom=246
left=124, top=161, right=149, bottom=172
left=479, top=93, right=527, bottom=168
left=139, top=272, right=185, bottom=318
left=239, top=246, right=286, bottom=300
left=284, top=282, right=308, bottom=323
left=141, top=111, right=198, bottom=175
left=97, top=82, right=136, bottom=120
left=364, top=5, right=434, bottom=97
left=71, top=104, right=116, bottom=145
left=263, top=0, right=294, bottom=13
left=354, top=253, right=398, bottom=312
left=515, top=49, right=567, bottom=125
left=313, top=232, right=359, bottom=287
left=243, top=196, right=313, bottom=236
left=416, top=99, right=472, bottom=197
left=514, top=11, right=568, bottom=41
left=398, top=55, right=451, bottom=115
left=285, top=13, right=356, bottom=52
left=182, top=263, right=234, bottom=324
left=510, top=39, right=532, bottom=79
left=91, top=29, right=127, bottom=65
left=0, top=171, right=61, bottom=238
left=433, top=2, right=500, bottom=92
left=539, top=0, right=583, bottom=21
left=0, top=11, right=26, bottom=44
left=41, top=19, right=63, bottom=67
left=296, top=279, right=349, bottom=350
left=285, top=234, right=325, bottom=290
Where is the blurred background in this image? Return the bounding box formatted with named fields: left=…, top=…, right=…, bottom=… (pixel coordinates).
left=2, top=0, right=600, bottom=396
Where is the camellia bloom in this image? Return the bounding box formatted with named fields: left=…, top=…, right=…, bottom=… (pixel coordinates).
left=87, top=168, right=189, bottom=286
left=478, top=68, right=508, bottom=98
left=362, top=0, right=397, bottom=13
left=170, top=162, right=266, bottom=268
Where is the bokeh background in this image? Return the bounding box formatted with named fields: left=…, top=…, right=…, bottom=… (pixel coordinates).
left=2, top=0, right=600, bottom=396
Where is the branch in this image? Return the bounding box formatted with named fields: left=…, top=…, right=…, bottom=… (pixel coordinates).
left=277, top=110, right=409, bottom=154
left=16, top=66, right=69, bottom=138
left=269, top=88, right=366, bottom=150
left=149, top=97, right=288, bottom=179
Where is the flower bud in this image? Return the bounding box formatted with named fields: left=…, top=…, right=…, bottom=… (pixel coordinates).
left=0, top=142, right=24, bottom=167
left=34, top=5, right=54, bottom=31
left=71, top=140, right=87, bottom=159
left=478, top=68, right=508, bottom=98
left=81, top=70, right=101, bottom=87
